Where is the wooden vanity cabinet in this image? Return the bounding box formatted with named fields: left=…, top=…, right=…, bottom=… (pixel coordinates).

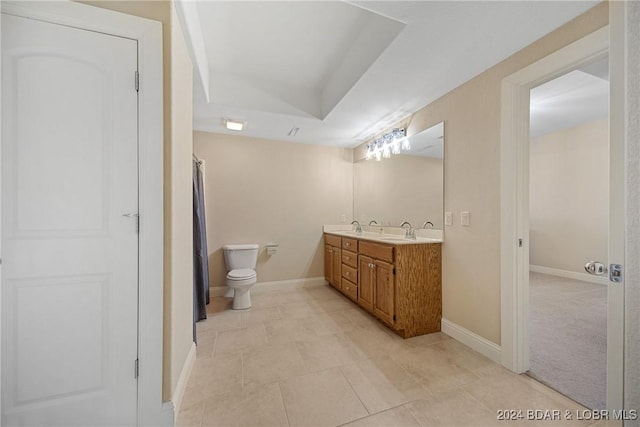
left=324, top=234, right=342, bottom=289
left=324, top=232, right=442, bottom=338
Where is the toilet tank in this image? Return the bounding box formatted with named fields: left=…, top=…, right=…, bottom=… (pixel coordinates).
left=223, top=244, right=259, bottom=271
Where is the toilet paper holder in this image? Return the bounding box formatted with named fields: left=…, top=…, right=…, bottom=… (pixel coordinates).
left=265, top=243, right=279, bottom=255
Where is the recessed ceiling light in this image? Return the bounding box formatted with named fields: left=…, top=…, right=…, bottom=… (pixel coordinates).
left=288, top=127, right=299, bottom=137
left=224, top=119, right=245, bottom=131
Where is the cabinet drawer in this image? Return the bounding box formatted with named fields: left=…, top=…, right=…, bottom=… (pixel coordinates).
left=342, top=263, right=357, bottom=282
left=341, top=278, right=358, bottom=302
left=342, top=237, right=358, bottom=251
left=359, top=241, right=394, bottom=262
left=324, top=233, right=341, bottom=247
left=341, top=250, right=357, bottom=268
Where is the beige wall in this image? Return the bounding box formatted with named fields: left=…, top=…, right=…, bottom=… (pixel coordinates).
left=354, top=155, right=443, bottom=228
left=193, top=132, right=353, bottom=288
left=168, top=2, right=194, bottom=401
left=530, top=119, right=608, bottom=274
left=78, top=1, right=194, bottom=402
left=358, top=3, right=608, bottom=345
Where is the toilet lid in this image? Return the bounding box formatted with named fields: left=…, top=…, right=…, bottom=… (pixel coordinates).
left=227, top=269, right=256, bottom=280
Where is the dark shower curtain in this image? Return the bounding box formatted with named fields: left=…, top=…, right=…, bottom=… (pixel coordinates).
left=193, top=157, right=210, bottom=342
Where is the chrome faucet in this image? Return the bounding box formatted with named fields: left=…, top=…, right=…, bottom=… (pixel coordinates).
left=400, top=221, right=416, bottom=239
left=351, top=220, right=362, bottom=234
left=422, top=221, right=434, bottom=229
left=368, top=220, right=378, bottom=226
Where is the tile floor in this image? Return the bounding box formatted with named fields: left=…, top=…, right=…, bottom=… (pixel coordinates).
left=178, top=284, right=600, bottom=427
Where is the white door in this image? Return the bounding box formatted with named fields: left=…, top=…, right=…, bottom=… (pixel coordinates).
left=1, top=13, right=139, bottom=426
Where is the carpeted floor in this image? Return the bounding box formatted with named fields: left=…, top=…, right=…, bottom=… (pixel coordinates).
left=528, top=272, right=606, bottom=410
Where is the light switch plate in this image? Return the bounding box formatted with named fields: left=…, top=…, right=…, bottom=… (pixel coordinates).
left=461, top=211, right=470, bottom=226
left=445, top=211, right=453, bottom=226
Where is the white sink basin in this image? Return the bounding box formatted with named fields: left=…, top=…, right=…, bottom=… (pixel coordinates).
left=378, top=236, right=408, bottom=241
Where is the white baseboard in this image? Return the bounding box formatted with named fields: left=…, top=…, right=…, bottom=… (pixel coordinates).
left=172, top=342, right=196, bottom=421
left=441, top=318, right=502, bottom=364
left=529, top=265, right=608, bottom=286
left=210, top=276, right=327, bottom=297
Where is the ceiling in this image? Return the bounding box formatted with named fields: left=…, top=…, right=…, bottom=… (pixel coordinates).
left=188, top=1, right=601, bottom=148
left=530, top=56, right=609, bottom=138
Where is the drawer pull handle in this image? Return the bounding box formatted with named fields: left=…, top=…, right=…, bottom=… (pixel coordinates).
left=345, top=243, right=350, bottom=246
left=345, top=272, right=350, bottom=276
left=345, top=256, right=349, bottom=260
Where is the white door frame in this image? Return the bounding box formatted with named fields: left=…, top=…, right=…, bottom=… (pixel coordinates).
left=499, top=24, right=624, bottom=411
left=0, top=2, right=169, bottom=425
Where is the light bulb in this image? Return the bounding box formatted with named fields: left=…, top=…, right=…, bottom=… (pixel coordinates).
left=401, top=137, right=411, bottom=151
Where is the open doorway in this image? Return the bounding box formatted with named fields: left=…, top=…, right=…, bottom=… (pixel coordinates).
left=527, top=56, right=609, bottom=409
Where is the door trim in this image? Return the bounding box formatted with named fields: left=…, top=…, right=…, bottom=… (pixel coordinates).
left=499, top=24, right=624, bottom=408
left=0, top=2, right=167, bottom=425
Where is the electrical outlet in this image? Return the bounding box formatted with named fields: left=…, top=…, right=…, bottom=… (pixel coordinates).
left=445, top=211, right=453, bottom=226
left=461, top=211, right=470, bottom=226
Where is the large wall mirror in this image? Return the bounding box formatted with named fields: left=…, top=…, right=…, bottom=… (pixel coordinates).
left=353, top=122, right=444, bottom=229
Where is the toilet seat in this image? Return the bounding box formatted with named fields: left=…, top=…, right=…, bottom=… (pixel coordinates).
left=227, top=269, right=256, bottom=281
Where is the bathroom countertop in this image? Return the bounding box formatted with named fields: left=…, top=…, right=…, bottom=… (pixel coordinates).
left=323, top=228, right=442, bottom=245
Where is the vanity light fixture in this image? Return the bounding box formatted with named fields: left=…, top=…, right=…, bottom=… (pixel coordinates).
left=365, top=128, right=411, bottom=161
left=224, top=119, right=245, bottom=131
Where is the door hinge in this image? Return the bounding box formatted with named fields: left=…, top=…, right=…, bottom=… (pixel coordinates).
left=135, top=71, right=139, bottom=92
left=610, top=264, right=623, bottom=283
left=393, top=314, right=396, bottom=322
left=518, top=238, right=523, bottom=247
left=392, top=268, right=396, bottom=275
left=135, top=359, right=139, bottom=379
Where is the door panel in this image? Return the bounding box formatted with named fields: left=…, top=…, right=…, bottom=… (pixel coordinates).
left=373, top=260, right=394, bottom=325
left=331, top=247, right=342, bottom=287
left=358, top=255, right=374, bottom=312
left=2, top=14, right=138, bottom=426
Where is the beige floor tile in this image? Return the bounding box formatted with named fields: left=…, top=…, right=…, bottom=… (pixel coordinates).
left=251, top=289, right=308, bottom=308
left=301, top=310, right=356, bottom=336
left=176, top=401, right=204, bottom=427
left=341, top=308, right=385, bottom=329
left=240, top=306, right=282, bottom=327
left=312, top=294, right=357, bottom=313
left=340, top=406, right=421, bottom=427
left=404, top=331, right=451, bottom=348
left=201, top=382, right=288, bottom=427
left=242, top=342, right=307, bottom=387
left=195, top=331, right=216, bottom=359
left=406, top=389, right=502, bottom=426
left=341, top=325, right=403, bottom=360
left=265, top=318, right=321, bottom=345
left=391, top=344, right=479, bottom=394
left=280, top=368, right=369, bottom=427
left=214, top=324, right=268, bottom=355
left=462, top=368, right=592, bottom=426
left=197, top=309, right=242, bottom=334
left=428, top=339, right=495, bottom=371
left=340, top=356, right=433, bottom=414
left=296, top=333, right=366, bottom=372
left=181, top=352, right=243, bottom=409
left=206, top=296, right=233, bottom=314
left=278, top=300, right=326, bottom=320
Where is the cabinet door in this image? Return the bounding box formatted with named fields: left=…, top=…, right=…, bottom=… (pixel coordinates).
left=331, top=246, right=342, bottom=287
left=358, top=255, right=374, bottom=312
left=373, top=260, right=395, bottom=325
left=324, top=245, right=334, bottom=286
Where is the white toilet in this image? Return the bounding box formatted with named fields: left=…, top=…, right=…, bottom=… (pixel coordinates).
left=223, top=244, right=259, bottom=310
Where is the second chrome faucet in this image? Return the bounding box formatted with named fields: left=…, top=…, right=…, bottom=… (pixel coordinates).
left=400, top=221, right=416, bottom=239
